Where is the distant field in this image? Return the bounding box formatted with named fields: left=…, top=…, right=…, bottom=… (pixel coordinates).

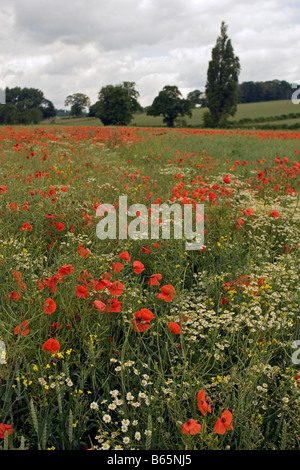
left=48, top=100, right=300, bottom=129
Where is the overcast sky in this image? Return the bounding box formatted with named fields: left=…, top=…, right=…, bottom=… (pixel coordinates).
left=0, top=0, right=300, bottom=109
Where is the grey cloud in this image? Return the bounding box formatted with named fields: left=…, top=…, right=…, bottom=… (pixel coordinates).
left=0, top=0, right=300, bottom=108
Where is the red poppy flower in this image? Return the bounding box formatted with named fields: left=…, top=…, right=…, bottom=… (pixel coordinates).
left=78, top=246, right=90, bottom=258
left=157, top=284, right=176, bottom=302
left=42, top=338, right=61, bottom=354
left=20, top=222, right=32, bottom=232
left=94, top=278, right=111, bottom=291
left=0, top=423, right=13, bottom=438
left=57, top=265, right=74, bottom=277
left=270, top=210, right=280, bottom=218
left=197, top=390, right=212, bottom=416
left=13, top=270, right=26, bottom=290
left=6, top=291, right=21, bottom=302
left=148, top=273, right=162, bottom=286
left=94, top=300, right=106, bottom=312
left=44, top=298, right=57, bottom=314
left=133, top=261, right=145, bottom=273
left=108, top=281, right=124, bottom=296
left=168, top=322, right=181, bottom=334
left=105, top=298, right=122, bottom=313
left=111, top=262, right=123, bottom=273
left=182, top=419, right=201, bottom=435
left=56, top=222, right=65, bottom=231
left=223, top=175, right=231, bottom=184
left=133, top=308, right=155, bottom=332
left=0, top=185, right=7, bottom=194
left=14, top=320, right=30, bottom=336
left=76, top=285, right=89, bottom=299
left=118, top=251, right=130, bottom=262
left=213, top=410, right=233, bottom=435
left=245, top=208, right=254, bottom=216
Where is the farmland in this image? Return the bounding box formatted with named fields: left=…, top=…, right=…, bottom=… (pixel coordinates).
left=0, top=125, right=300, bottom=450
left=52, top=100, right=300, bottom=129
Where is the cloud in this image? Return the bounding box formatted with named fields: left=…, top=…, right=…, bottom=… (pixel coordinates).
left=0, top=0, right=299, bottom=108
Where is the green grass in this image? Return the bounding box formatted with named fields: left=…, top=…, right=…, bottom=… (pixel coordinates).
left=49, top=100, right=300, bottom=129
left=0, top=125, right=300, bottom=450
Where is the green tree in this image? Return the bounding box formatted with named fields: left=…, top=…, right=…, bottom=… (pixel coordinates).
left=147, top=85, right=192, bottom=127
left=187, top=89, right=203, bottom=108
left=204, top=22, right=240, bottom=127
left=64, top=93, right=91, bottom=117
left=96, top=84, right=133, bottom=125
left=1, top=87, right=54, bottom=124
left=122, top=81, right=143, bottom=112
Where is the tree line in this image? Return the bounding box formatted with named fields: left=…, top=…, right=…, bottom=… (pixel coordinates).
left=0, top=22, right=296, bottom=127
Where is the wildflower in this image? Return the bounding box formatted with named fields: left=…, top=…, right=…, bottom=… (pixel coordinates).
left=94, top=300, right=106, bottom=312
left=42, top=338, right=61, bottom=354
left=78, top=246, right=90, bottom=258
left=133, top=261, right=145, bottom=273
left=56, top=222, right=65, bottom=231
left=108, top=281, right=124, bottom=296
left=20, top=222, right=32, bottom=232
left=168, top=322, right=181, bottom=334
left=76, top=285, right=89, bottom=299
left=0, top=424, right=13, bottom=438
left=90, top=402, right=99, bottom=410
left=213, top=410, right=233, bottom=435
left=106, top=298, right=122, bottom=313
left=182, top=419, right=201, bottom=435
left=57, top=265, right=74, bottom=277
left=270, top=210, right=280, bottom=218
left=118, top=251, right=130, bottom=262
left=148, top=273, right=162, bottom=286
left=14, top=320, right=30, bottom=336
left=197, top=390, right=212, bottom=416
left=44, top=298, right=57, bottom=314
left=135, top=432, right=141, bottom=441
left=157, top=285, right=176, bottom=302
left=103, top=414, right=111, bottom=423
left=111, top=262, right=123, bottom=273
left=133, top=308, right=155, bottom=332
left=6, top=291, right=21, bottom=302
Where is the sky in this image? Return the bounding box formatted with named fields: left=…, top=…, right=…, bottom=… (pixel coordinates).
left=1, top=0, right=300, bottom=109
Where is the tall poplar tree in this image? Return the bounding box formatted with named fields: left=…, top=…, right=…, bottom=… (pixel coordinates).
left=204, top=22, right=240, bottom=127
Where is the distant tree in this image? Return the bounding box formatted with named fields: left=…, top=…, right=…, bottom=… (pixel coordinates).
left=64, top=93, right=91, bottom=117
left=96, top=84, right=133, bottom=125
left=187, top=90, right=203, bottom=108
left=0, top=103, right=18, bottom=124
left=122, top=81, right=143, bottom=113
left=1, top=86, right=54, bottom=124
left=41, top=99, right=56, bottom=119
left=147, top=85, right=192, bottom=127
left=204, top=22, right=240, bottom=127
left=238, top=80, right=292, bottom=103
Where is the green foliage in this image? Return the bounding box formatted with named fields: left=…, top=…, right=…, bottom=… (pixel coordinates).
left=205, top=22, right=240, bottom=127
left=187, top=90, right=205, bottom=108
left=0, top=87, right=55, bottom=124
left=147, top=85, right=192, bottom=127
left=238, top=80, right=292, bottom=104
left=96, top=84, right=135, bottom=126
left=64, top=93, right=91, bottom=117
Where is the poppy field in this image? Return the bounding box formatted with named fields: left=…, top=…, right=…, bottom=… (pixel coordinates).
left=0, top=125, right=300, bottom=450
